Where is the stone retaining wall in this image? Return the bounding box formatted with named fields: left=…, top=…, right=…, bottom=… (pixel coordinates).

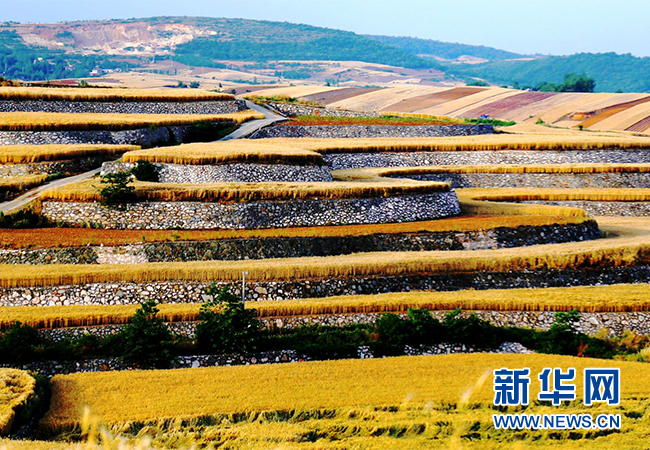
left=0, top=122, right=233, bottom=147
left=0, top=221, right=600, bottom=265
left=101, top=161, right=333, bottom=183
left=41, top=192, right=460, bottom=229
left=402, top=173, right=650, bottom=189
left=250, top=124, right=493, bottom=139
left=2, top=266, right=649, bottom=307
left=0, top=99, right=247, bottom=115
left=0, top=155, right=117, bottom=177
left=325, top=150, right=650, bottom=170
left=36, top=309, right=650, bottom=345
left=3, top=342, right=529, bottom=377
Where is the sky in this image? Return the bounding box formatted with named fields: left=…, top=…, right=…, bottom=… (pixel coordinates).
left=1, top=0, right=649, bottom=57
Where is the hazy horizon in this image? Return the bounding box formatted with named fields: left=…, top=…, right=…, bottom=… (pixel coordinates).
left=1, top=0, right=649, bottom=58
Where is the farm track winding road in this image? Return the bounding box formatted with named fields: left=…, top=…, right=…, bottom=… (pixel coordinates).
left=0, top=100, right=284, bottom=214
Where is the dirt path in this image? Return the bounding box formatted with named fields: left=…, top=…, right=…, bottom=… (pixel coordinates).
left=220, top=100, right=287, bottom=140
left=0, top=100, right=285, bottom=214
left=0, top=168, right=101, bottom=214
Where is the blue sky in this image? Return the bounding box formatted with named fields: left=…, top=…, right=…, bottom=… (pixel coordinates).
left=1, top=0, right=649, bottom=57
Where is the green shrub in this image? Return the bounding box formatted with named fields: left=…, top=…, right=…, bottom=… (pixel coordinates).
left=442, top=308, right=500, bottom=350
left=0, top=322, right=40, bottom=363
left=99, top=172, right=135, bottom=206
left=130, top=160, right=159, bottom=182
left=0, top=209, right=52, bottom=229
left=195, top=285, right=261, bottom=356
left=116, top=300, right=177, bottom=369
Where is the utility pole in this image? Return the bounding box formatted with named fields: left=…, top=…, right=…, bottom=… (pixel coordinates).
left=242, top=271, right=249, bottom=306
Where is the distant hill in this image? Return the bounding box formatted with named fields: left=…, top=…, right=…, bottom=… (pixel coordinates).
left=366, top=35, right=523, bottom=61
left=445, top=53, right=650, bottom=93
left=0, top=17, right=648, bottom=92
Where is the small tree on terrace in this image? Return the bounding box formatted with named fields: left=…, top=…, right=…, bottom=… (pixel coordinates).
left=99, top=172, right=135, bottom=206
left=117, top=299, right=177, bottom=369
left=196, top=285, right=260, bottom=355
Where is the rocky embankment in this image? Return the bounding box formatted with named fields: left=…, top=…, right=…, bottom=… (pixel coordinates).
left=325, top=149, right=650, bottom=170
left=41, top=192, right=461, bottom=229
left=101, top=161, right=333, bottom=183
left=251, top=124, right=493, bottom=139
left=3, top=266, right=650, bottom=307
left=0, top=99, right=247, bottom=114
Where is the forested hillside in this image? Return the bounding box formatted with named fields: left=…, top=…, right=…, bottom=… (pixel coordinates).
left=366, top=35, right=523, bottom=61
left=446, top=53, right=650, bottom=93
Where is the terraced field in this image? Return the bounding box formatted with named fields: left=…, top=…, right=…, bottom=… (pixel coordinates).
left=2, top=85, right=650, bottom=449
left=273, top=85, right=650, bottom=133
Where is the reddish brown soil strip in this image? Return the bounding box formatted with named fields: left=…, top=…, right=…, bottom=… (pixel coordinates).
left=626, top=115, right=650, bottom=133
left=380, top=87, right=487, bottom=113
left=580, top=96, right=650, bottom=128
left=0, top=216, right=572, bottom=249
left=299, top=87, right=383, bottom=105
left=463, top=91, right=557, bottom=119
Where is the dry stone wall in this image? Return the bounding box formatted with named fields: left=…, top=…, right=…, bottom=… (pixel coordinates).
left=402, top=173, right=650, bottom=189
left=36, top=309, right=650, bottom=344
left=325, top=150, right=650, bottom=170
left=0, top=99, right=247, bottom=115
left=41, top=192, right=461, bottom=229
left=0, top=122, right=231, bottom=147
left=0, top=155, right=117, bottom=177
left=2, top=266, right=649, bottom=308
left=101, top=161, right=333, bottom=183
left=250, top=124, right=493, bottom=139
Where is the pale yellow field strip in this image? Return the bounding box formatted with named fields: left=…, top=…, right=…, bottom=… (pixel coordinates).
left=241, top=85, right=338, bottom=99
left=590, top=102, right=650, bottom=131
left=327, top=86, right=445, bottom=112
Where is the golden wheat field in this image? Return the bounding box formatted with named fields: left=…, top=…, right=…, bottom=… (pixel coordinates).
left=122, top=141, right=325, bottom=166
left=357, top=163, right=650, bottom=176
left=36, top=354, right=650, bottom=449
left=0, top=144, right=138, bottom=164
left=0, top=175, right=47, bottom=192
left=2, top=283, right=650, bottom=330
left=0, top=87, right=234, bottom=102
left=0, top=111, right=262, bottom=131
left=0, top=369, right=35, bottom=436
left=39, top=177, right=450, bottom=204
left=0, top=216, right=647, bottom=288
